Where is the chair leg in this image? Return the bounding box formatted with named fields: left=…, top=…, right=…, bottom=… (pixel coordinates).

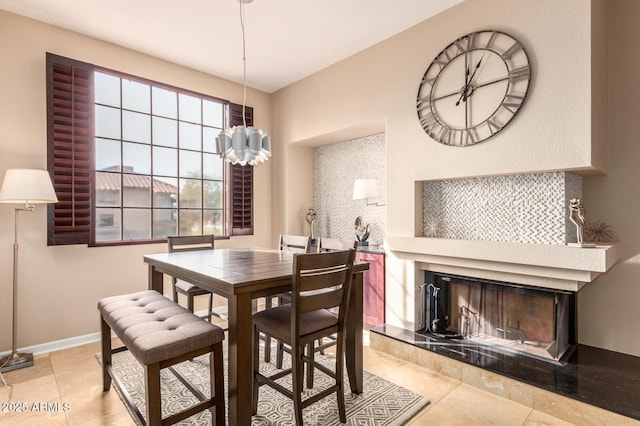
left=263, top=297, right=272, bottom=362
left=276, top=341, right=284, bottom=369
left=211, top=344, right=225, bottom=425
left=207, top=293, right=213, bottom=323
left=252, top=326, right=261, bottom=415
left=292, top=343, right=304, bottom=426
left=172, top=279, right=179, bottom=302
left=145, top=363, right=162, bottom=425
left=306, top=342, right=315, bottom=389
left=336, top=336, right=346, bottom=423
left=100, top=316, right=112, bottom=391
left=187, top=293, right=195, bottom=313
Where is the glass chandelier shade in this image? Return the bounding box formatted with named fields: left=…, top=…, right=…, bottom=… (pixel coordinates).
left=215, top=125, right=271, bottom=166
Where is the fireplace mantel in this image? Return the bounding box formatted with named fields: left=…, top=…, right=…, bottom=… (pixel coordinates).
left=386, top=236, right=621, bottom=292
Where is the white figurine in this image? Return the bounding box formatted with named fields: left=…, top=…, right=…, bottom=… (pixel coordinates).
left=569, top=198, right=585, bottom=244
left=568, top=198, right=595, bottom=248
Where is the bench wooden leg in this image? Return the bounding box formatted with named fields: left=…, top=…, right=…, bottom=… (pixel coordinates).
left=145, top=363, right=162, bottom=425
left=100, top=316, right=112, bottom=392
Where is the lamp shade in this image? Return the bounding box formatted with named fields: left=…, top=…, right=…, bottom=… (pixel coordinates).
left=353, top=178, right=381, bottom=200
left=0, top=169, right=58, bottom=204
left=215, top=126, right=271, bottom=166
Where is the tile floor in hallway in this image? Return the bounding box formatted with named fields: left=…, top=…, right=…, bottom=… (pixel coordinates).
left=0, top=335, right=579, bottom=426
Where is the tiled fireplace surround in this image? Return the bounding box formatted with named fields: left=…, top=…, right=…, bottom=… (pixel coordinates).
left=377, top=172, right=639, bottom=424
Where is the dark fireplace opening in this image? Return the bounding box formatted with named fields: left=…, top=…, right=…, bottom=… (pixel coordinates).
left=421, top=272, right=576, bottom=362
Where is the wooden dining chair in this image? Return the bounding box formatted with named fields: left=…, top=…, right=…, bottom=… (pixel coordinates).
left=312, top=240, right=358, bottom=354
left=168, top=235, right=222, bottom=323
left=318, top=237, right=358, bottom=252
left=278, top=234, right=311, bottom=253
left=279, top=237, right=358, bottom=387
left=252, top=249, right=356, bottom=425
left=263, top=234, right=311, bottom=362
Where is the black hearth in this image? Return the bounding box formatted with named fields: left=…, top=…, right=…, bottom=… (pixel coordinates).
left=422, top=272, right=575, bottom=362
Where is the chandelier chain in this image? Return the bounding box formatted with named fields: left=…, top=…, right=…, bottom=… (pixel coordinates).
left=240, top=0, right=247, bottom=128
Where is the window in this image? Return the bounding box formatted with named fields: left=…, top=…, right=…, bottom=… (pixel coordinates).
left=46, top=53, right=254, bottom=246
left=93, top=71, right=225, bottom=242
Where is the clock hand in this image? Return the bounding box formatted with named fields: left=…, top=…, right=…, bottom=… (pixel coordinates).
left=431, top=89, right=467, bottom=102
left=456, top=53, right=486, bottom=106
left=472, top=75, right=508, bottom=90
left=429, top=55, right=501, bottom=104
left=455, top=63, right=471, bottom=107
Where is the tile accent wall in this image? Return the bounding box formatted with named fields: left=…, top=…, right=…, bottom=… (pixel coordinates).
left=313, top=133, right=386, bottom=246
left=423, top=172, right=582, bottom=244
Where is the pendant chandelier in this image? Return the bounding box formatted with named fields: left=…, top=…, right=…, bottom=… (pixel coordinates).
left=215, top=0, right=271, bottom=166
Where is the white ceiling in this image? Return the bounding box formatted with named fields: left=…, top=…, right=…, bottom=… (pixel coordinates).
left=0, top=0, right=463, bottom=93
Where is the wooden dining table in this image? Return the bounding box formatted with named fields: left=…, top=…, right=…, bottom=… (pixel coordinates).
left=143, top=247, right=369, bottom=425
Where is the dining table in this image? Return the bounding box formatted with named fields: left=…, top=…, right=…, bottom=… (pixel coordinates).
left=143, top=247, right=369, bottom=425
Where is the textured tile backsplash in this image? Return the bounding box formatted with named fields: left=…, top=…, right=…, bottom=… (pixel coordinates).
left=314, top=134, right=580, bottom=245
left=313, top=133, right=386, bottom=246
left=423, top=172, right=582, bottom=244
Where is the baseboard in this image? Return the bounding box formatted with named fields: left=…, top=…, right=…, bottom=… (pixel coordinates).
left=0, top=308, right=230, bottom=358
left=0, top=332, right=101, bottom=357
left=0, top=307, right=228, bottom=359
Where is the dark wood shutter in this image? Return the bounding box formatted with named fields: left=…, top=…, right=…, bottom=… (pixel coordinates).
left=229, top=102, right=254, bottom=235
left=46, top=53, right=94, bottom=246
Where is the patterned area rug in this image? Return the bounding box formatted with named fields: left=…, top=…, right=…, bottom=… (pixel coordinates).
left=102, top=343, right=429, bottom=425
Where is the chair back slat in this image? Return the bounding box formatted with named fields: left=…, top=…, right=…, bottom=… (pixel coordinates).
left=168, top=235, right=215, bottom=252
left=291, top=249, right=355, bottom=322
left=299, top=288, right=344, bottom=313
left=317, top=237, right=357, bottom=252
left=299, top=267, right=349, bottom=293
left=279, top=234, right=311, bottom=253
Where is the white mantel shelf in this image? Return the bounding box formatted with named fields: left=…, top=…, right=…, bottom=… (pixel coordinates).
left=386, top=236, right=622, bottom=292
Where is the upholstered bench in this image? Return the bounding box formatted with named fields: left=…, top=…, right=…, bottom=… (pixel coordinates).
left=98, top=290, right=225, bottom=425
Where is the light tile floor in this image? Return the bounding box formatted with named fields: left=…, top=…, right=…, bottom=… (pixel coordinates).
left=1, top=337, right=577, bottom=425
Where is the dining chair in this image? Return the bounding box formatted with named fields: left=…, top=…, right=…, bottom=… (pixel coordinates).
left=277, top=237, right=358, bottom=387
left=252, top=249, right=356, bottom=425
left=278, top=234, right=311, bottom=253
left=263, top=234, right=311, bottom=362
left=168, top=235, right=222, bottom=323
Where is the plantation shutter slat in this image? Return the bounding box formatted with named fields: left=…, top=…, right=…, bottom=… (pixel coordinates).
left=46, top=53, right=94, bottom=246
left=229, top=102, right=254, bottom=236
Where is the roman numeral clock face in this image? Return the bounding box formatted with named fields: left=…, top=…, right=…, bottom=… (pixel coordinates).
left=417, top=30, right=531, bottom=147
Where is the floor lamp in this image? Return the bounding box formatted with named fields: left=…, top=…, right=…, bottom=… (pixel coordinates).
left=0, top=169, right=58, bottom=372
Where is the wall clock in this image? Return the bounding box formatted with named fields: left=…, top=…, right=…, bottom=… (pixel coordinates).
left=417, top=30, right=531, bottom=147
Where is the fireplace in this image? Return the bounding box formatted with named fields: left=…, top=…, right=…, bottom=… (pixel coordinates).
left=421, top=271, right=575, bottom=362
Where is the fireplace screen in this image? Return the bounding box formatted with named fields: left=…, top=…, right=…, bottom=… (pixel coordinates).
left=424, top=272, right=574, bottom=361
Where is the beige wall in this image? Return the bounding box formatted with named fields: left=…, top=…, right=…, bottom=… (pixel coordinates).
left=0, top=10, right=274, bottom=350
left=580, top=0, right=640, bottom=356
left=273, top=0, right=604, bottom=239
left=272, top=0, right=640, bottom=356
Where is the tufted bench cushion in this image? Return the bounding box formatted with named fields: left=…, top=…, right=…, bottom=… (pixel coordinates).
left=98, top=290, right=224, bottom=366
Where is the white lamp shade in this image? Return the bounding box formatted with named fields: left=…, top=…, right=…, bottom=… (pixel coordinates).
left=0, top=169, right=58, bottom=204
left=353, top=178, right=381, bottom=200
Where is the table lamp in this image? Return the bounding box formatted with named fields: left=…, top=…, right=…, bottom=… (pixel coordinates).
left=0, top=169, right=58, bottom=372
left=352, top=178, right=385, bottom=207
